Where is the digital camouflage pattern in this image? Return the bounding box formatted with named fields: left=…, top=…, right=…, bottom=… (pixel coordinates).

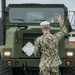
left=40, top=66, right=59, bottom=75
left=34, top=22, right=67, bottom=75
left=40, top=21, right=50, bottom=28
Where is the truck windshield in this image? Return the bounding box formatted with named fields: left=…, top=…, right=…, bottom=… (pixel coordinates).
left=9, top=8, right=64, bottom=23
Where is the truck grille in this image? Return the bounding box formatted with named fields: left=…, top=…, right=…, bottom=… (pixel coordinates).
left=22, top=33, right=41, bottom=47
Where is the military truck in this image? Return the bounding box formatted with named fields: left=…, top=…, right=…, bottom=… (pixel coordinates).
left=1, top=2, right=75, bottom=75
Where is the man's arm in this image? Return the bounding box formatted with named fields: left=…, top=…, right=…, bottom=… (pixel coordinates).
left=53, top=13, right=68, bottom=42
left=34, top=37, right=41, bottom=57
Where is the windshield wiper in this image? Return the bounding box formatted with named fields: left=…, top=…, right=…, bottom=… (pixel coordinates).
left=33, top=19, right=46, bottom=21
left=13, top=19, right=25, bottom=22
left=12, top=19, right=28, bottom=29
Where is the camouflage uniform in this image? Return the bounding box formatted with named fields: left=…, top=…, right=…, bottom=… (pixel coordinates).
left=34, top=21, right=67, bottom=75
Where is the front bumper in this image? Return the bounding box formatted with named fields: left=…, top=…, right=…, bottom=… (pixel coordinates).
left=3, top=58, right=75, bottom=67
left=3, top=58, right=40, bottom=67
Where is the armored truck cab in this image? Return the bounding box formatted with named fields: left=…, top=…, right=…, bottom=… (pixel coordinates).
left=0, top=4, right=74, bottom=75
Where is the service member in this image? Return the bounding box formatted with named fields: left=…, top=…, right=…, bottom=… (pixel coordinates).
left=34, top=13, right=67, bottom=75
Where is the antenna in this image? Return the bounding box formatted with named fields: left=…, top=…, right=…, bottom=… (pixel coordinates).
left=74, top=11, right=75, bottom=26
left=1, top=0, right=6, bottom=45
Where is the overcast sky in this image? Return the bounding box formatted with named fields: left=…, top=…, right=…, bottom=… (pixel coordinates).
left=0, top=0, right=75, bottom=10
left=0, top=0, right=75, bottom=21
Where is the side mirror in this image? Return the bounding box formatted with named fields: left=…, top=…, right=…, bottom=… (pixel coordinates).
left=18, top=23, right=28, bottom=30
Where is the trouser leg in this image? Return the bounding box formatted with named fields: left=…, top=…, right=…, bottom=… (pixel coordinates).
left=39, top=66, right=60, bottom=75
left=40, top=70, right=59, bottom=75
left=51, top=72, right=59, bottom=75
left=51, top=66, right=60, bottom=75
left=39, top=68, right=50, bottom=75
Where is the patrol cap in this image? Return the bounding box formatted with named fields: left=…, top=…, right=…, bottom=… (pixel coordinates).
left=40, top=21, right=50, bottom=29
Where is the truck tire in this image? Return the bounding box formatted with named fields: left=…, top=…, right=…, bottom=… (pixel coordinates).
left=12, top=67, right=25, bottom=75
left=60, top=67, right=75, bottom=75
left=0, top=59, right=13, bottom=75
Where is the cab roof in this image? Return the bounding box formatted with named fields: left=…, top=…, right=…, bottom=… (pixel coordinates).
left=8, top=4, right=67, bottom=8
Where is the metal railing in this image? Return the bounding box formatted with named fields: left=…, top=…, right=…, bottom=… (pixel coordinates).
left=0, top=11, right=1, bottom=19
left=68, top=11, right=75, bottom=29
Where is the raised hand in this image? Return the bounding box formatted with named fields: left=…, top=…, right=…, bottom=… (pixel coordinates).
left=56, top=13, right=62, bottom=23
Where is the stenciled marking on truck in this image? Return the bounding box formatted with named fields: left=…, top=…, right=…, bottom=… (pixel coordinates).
left=22, top=42, right=34, bottom=56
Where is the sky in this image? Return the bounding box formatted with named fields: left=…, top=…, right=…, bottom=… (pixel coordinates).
left=0, top=0, right=75, bottom=10
left=0, top=0, right=75, bottom=25
left=0, top=0, right=75, bottom=16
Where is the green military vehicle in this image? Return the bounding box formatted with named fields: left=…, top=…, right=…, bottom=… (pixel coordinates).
left=0, top=1, right=75, bottom=75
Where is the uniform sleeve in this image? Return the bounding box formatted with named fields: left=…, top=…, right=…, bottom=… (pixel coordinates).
left=53, top=21, right=68, bottom=43
left=34, top=37, right=41, bottom=57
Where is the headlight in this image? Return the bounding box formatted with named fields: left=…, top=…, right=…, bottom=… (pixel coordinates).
left=67, top=52, right=73, bottom=56
left=4, top=51, right=11, bottom=56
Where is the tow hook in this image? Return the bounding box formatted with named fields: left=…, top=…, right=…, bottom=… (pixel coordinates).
left=23, top=63, right=26, bottom=71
